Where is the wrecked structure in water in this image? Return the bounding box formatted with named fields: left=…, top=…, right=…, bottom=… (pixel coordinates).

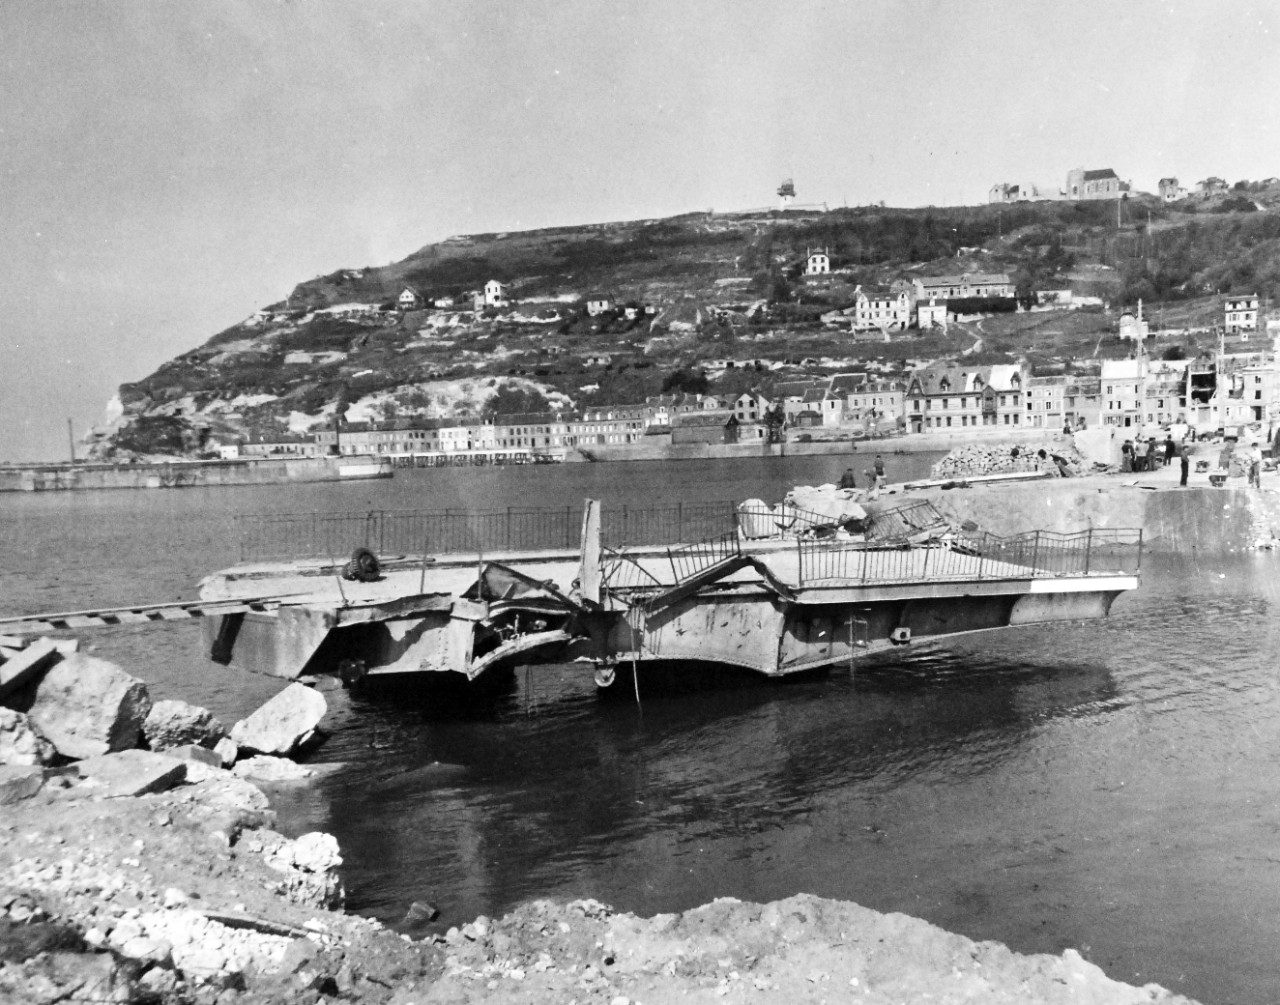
left=189, top=494, right=1142, bottom=689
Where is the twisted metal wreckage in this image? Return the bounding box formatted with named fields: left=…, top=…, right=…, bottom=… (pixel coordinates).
left=193, top=497, right=1142, bottom=688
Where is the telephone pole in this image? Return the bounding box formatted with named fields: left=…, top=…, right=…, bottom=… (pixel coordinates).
left=66, top=418, right=76, bottom=464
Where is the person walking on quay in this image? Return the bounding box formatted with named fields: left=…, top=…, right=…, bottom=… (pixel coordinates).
left=1121, top=439, right=1134, bottom=473
left=1145, top=437, right=1159, bottom=473
left=1180, top=442, right=1191, bottom=487
left=874, top=454, right=886, bottom=489
left=1249, top=441, right=1264, bottom=489
left=1164, top=434, right=1176, bottom=466
left=838, top=467, right=857, bottom=490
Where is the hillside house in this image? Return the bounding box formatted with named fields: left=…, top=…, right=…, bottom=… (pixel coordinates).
left=918, top=297, right=947, bottom=328
left=913, top=273, right=1012, bottom=300
left=483, top=280, right=507, bottom=308
left=853, top=286, right=912, bottom=331
left=585, top=294, right=613, bottom=316
left=1118, top=302, right=1149, bottom=341
left=1065, top=168, right=1126, bottom=200
left=397, top=287, right=422, bottom=310
left=1158, top=177, right=1184, bottom=202
left=1224, top=294, right=1259, bottom=335
left=989, top=182, right=1060, bottom=203
left=1196, top=177, right=1228, bottom=198
left=432, top=294, right=456, bottom=309
left=905, top=364, right=1025, bottom=433
left=805, top=250, right=831, bottom=275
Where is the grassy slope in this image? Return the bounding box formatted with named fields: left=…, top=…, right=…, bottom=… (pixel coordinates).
left=104, top=194, right=1280, bottom=455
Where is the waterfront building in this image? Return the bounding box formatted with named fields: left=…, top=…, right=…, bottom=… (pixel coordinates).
left=1024, top=376, right=1067, bottom=429
left=733, top=392, right=771, bottom=424
left=1099, top=359, right=1144, bottom=428
left=671, top=411, right=738, bottom=445
left=644, top=393, right=706, bottom=427
left=905, top=363, right=1025, bottom=433
left=1063, top=376, right=1103, bottom=429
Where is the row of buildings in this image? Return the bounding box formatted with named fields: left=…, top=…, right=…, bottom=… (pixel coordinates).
left=224, top=349, right=1280, bottom=463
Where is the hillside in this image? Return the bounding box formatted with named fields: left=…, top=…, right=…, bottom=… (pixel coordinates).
left=88, top=188, right=1280, bottom=458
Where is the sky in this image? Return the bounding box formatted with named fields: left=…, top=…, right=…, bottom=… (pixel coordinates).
left=2, top=0, right=1279, bottom=461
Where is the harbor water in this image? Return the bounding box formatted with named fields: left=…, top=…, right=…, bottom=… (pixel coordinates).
left=3, top=452, right=1278, bottom=1005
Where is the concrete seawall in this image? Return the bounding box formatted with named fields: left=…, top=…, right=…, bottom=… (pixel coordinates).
left=910, top=478, right=1280, bottom=554
left=0, top=455, right=391, bottom=492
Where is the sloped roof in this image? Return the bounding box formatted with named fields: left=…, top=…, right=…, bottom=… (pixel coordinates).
left=673, top=411, right=736, bottom=428
left=828, top=372, right=867, bottom=393
left=916, top=272, right=1011, bottom=289
left=1083, top=169, right=1119, bottom=181
left=909, top=363, right=1022, bottom=394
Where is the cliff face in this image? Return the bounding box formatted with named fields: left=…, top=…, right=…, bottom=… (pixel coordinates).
left=88, top=199, right=1280, bottom=459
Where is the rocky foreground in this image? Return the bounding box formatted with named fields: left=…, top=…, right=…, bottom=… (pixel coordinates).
left=0, top=765, right=1202, bottom=1005
left=0, top=641, right=1201, bottom=1004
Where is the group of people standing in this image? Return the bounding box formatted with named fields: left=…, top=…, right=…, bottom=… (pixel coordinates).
left=838, top=455, right=886, bottom=494
left=1119, top=434, right=1180, bottom=474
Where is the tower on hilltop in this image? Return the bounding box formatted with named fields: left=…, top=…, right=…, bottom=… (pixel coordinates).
left=777, top=178, right=796, bottom=211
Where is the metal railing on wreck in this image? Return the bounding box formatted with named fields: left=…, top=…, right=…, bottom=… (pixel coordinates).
left=236, top=502, right=742, bottom=562
left=794, top=528, right=1143, bottom=587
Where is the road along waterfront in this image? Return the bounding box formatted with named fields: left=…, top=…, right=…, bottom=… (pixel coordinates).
left=3, top=454, right=1279, bottom=1004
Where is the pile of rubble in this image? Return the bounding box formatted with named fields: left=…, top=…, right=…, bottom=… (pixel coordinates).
left=931, top=442, right=1086, bottom=480
left=0, top=634, right=423, bottom=1001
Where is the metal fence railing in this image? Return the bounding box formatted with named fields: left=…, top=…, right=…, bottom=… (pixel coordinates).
left=796, top=528, right=1143, bottom=587
left=667, top=532, right=741, bottom=583
left=238, top=502, right=742, bottom=562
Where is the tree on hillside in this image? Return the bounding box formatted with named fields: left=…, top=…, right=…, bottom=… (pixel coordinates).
left=1162, top=346, right=1188, bottom=360
left=660, top=367, right=709, bottom=395
left=485, top=384, right=552, bottom=416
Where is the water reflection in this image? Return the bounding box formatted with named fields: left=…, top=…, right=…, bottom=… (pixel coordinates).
left=300, top=646, right=1120, bottom=933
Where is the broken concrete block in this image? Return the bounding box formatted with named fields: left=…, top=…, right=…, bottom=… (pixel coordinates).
left=26, top=654, right=151, bottom=760
left=0, top=638, right=59, bottom=702
left=143, top=700, right=226, bottom=751
left=230, top=683, right=326, bottom=757
left=76, top=749, right=187, bottom=798
left=231, top=755, right=313, bottom=781
left=0, top=707, right=56, bottom=766
left=0, top=764, right=45, bottom=805
left=213, top=737, right=238, bottom=767
left=164, top=743, right=222, bottom=768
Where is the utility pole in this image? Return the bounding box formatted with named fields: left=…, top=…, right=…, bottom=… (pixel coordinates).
left=66, top=418, right=76, bottom=464
left=1216, top=325, right=1225, bottom=434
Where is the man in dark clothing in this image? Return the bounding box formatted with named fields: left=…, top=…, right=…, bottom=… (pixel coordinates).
left=1180, top=443, right=1190, bottom=487
left=838, top=468, right=857, bottom=489
left=1164, top=435, right=1176, bottom=466
left=873, top=455, right=886, bottom=488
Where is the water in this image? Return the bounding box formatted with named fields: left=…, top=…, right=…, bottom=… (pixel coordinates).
left=2, top=452, right=1276, bottom=1004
